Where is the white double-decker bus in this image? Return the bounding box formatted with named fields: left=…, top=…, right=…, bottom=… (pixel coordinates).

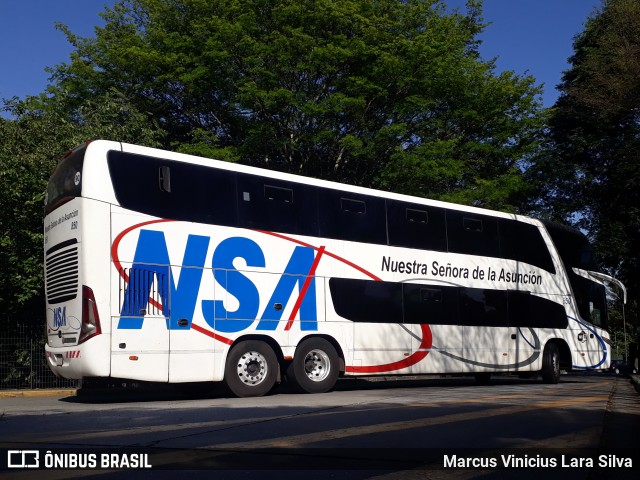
left=44, top=140, right=622, bottom=397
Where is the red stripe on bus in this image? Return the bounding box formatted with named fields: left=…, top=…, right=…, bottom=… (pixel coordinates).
left=285, top=246, right=326, bottom=331
left=111, top=219, right=173, bottom=283
left=345, top=324, right=433, bottom=374
left=191, top=323, right=233, bottom=345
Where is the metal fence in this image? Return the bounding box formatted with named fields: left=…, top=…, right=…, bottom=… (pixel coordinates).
left=0, top=327, right=78, bottom=390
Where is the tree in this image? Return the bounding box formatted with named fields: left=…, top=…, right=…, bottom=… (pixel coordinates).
left=2, top=0, right=546, bottom=337
left=0, top=91, right=164, bottom=333
left=531, top=0, right=640, bottom=333
left=48, top=0, right=543, bottom=211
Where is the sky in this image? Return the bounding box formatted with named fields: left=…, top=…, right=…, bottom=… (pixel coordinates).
left=0, top=0, right=602, bottom=111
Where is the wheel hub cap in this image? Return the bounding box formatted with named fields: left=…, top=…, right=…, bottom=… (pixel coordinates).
left=304, top=349, right=331, bottom=382
left=237, top=351, right=268, bottom=386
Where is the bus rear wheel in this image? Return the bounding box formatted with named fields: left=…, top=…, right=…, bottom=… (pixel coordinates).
left=287, top=338, right=340, bottom=394
left=224, top=340, right=278, bottom=397
left=541, top=343, right=560, bottom=384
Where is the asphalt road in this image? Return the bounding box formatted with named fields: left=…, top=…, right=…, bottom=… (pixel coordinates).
left=1, top=373, right=639, bottom=479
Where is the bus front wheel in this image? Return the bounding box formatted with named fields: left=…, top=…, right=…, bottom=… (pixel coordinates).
left=224, top=340, right=278, bottom=397
left=541, top=343, right=560, bottom=384
left=287, top=338, right=340, bottom=394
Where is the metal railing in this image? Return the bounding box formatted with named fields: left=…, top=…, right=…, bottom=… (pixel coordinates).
left=1, top=327, right=77, bottom=390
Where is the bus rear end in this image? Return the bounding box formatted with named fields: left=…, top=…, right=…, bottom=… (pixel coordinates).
left=44, top=142, right=114, bottom=379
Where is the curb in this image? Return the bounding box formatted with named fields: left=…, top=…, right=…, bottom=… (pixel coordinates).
left=0, top=388, right=77, bottom=398
left=630, top=374, right=640, bottom=394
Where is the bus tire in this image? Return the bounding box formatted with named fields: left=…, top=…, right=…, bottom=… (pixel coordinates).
left=224, top=340, right=278, bottom=397
left=541, top=343, right=560, bottom=384
left=287, top=338, right=340, bottom=394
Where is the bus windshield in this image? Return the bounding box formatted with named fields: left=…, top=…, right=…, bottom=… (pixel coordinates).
left=45, top=144, right=87, bottom=214
left=543, top=221, right=608, bottom=328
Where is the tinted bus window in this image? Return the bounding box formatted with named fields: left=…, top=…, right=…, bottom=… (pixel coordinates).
left=319, top=189, right=386, bottom=244
left=330, top=278, right=567, bottom=328
left=329, top=278, right=402, bottom=323
left=543, top=221, right=597, bottom=270
left=459, top=288, right=508, bottom=327
left=446, top=210, right=500, bottom=257
left=386, top=200, right=447, bottom=251
left=543, top=221, right=605, bottom=327
left=237, top=174, right=318, bottom=236
left=403, top=284, right=458, bottom=324
left=108, top=152, right=237, bottom=226
left=46, top=144, right=87, bottom=214
left=499, top=219, right=555, bottom=273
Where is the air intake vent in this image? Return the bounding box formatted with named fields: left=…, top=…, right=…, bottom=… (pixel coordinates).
left=46, top=239, right=79, bottom=304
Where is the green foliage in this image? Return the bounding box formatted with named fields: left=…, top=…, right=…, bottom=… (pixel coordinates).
left=607, top=303, right=638, bottom=362
left=378, top=68, right=543, bottom=211
left=1, top=0, right=546, bottom=334
left=531, top=0, right=640, bottom=314
left=47, top=0, right=542, bottom=210
left=0, top=91, right=164, bottom=330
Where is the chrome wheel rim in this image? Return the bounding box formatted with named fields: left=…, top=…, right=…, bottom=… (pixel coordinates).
left=236, top=351, right=269, bottom=386
left=304, top=349, right=331, bottom=382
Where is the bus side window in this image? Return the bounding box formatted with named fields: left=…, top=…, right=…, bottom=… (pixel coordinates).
left=403, top=284, right=458, bottom=324
left=406, top=208, right=428, bottom=224
left=265, top=185, right=293, bottom=203
left=446, top=210, right=499, bottom=257
left=499, top=219, right=555, bottom=273
left=108, top=151, right=238, bottom=226
left=237, top=174, right=318, bottom=236
left=319, top=189, right=386, bottom=244
left=158, top=166, right=171, bottom=193
left=458, top=288, right=508, bottom=327
left=341, top=198, right=366, bottom=214
left=329, top=278, right=402, bottom=323
left=386, top=200, right=447, bottom=251
left=463, top=217, right=482, bottom=232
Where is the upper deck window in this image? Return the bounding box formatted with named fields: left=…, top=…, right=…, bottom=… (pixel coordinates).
left=447, top=210, right=500, bottom=257
left=543, top=220, right=607, bottom=327
left=107, top=151, right=237, bottom=225
left=45, top=143, right=87, bottom=214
